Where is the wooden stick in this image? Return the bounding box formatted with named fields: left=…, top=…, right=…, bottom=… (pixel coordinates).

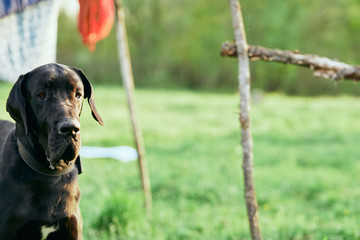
left=229, top=1, right=262, bottom=240
left=114, top=0, right=152, bottom=212
left=221, top=42, right=360, bottom=81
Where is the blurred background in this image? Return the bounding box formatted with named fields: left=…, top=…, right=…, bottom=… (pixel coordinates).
left=57, top=0, right=360, bottom=95
left=2, top=1, right=360, bottom=239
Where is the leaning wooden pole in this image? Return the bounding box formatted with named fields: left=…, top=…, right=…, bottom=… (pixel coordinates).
left=229, top=1, right=262, bottom=239
left=114, top=0, right=152, bottom=212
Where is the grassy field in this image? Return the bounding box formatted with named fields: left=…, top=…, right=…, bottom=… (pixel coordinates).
left=1, top=82, right=360, bottom=239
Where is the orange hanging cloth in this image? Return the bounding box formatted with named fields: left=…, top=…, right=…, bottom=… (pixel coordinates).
left=78, top=0, right=115, bottom=51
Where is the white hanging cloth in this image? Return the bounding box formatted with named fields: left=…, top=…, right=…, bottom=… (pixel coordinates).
left=0, top=0, right=61, bottom=82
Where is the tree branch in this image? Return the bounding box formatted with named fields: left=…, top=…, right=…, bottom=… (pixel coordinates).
left=221, top=42, right=360, bottom=81
left=229, top=1, right=262, bottom=240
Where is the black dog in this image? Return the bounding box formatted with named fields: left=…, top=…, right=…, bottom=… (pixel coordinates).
left=0, top=63, right=103, bottom=240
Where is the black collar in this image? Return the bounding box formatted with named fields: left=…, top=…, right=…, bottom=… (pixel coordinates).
left=17, top=139, right=82, bottom=177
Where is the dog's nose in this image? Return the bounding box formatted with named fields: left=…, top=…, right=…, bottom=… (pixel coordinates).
left=59, top=120, right=80, bottom=137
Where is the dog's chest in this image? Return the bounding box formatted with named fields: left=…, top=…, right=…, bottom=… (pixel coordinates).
left=12, top=175, right=81, bottom=222
left=34, top=180, right=80, bottom=219
left=11, top=181, right=81, bottom=239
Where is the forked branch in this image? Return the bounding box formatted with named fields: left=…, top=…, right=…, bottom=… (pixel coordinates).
left=221, top=42, right=360, bottom=81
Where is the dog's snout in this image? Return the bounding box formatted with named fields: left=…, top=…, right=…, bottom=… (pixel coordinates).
left=59, top=120, right=80, bottom=137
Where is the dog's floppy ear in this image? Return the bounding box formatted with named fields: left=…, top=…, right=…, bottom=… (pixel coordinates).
left=71, top=67, right=104, bottom=126
left=6, top=74, right=30, bottom=134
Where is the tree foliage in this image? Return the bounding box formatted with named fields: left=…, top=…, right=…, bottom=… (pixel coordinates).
left=57, top=0, right=360, bottom=95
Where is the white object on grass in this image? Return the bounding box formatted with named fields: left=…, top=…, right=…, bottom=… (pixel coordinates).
left=80, top=146, right=138, bottom=163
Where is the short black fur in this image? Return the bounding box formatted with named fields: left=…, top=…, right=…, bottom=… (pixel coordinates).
left=0, top=63, right=103, bottom=240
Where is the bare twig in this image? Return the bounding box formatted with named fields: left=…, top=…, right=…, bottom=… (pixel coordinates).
left=221, top=42, right=360, bottom=81
left=115, top=0, right=152, bottom=212
left=229, top=1, right=262, bottom=240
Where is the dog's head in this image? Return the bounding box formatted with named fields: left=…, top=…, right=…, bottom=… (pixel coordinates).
left=6, top=63, right=103, bottom=168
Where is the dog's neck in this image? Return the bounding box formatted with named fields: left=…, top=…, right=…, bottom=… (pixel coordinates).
left=16, top=123, right=48, bottom=165
left=15, top=123, right=82, bottom=176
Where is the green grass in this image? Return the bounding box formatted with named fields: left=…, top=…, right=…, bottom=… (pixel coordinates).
left=1, top=81, right=360, bottom=239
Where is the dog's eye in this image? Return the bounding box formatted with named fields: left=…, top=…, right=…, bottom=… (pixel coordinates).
left=75, top=92, right=82, bottom=99
left=36, top=92, right=46, bottom=99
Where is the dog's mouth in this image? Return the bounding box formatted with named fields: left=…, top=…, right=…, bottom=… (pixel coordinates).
left=46, top=138, right=80, bottom=170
